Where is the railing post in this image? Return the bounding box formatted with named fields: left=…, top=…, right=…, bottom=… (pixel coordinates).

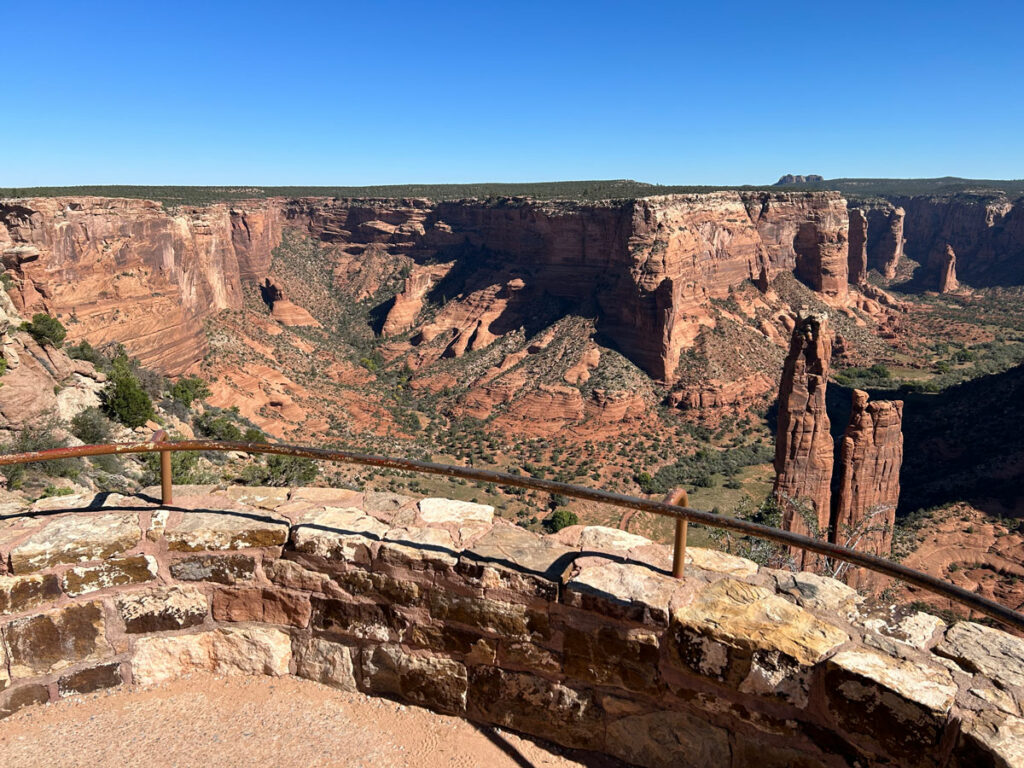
left=666, top=488, right=689, bottom=579
left=152, top=430, right=172, bottom=506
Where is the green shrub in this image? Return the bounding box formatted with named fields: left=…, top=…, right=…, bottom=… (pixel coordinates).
left=243, top=428, right=265, bottom=443
left=142, top=449, right=201, bottom=485
left=0, top=356, right=7, bottom=376
left=22, top=313, right=66, bottom=348
left=544, top=508, right=578, bottom=533
left=241, top=455, right=318, bottom=487
left=1, top=415, right=82, bottom=488
left=194, top=411, right=243, bottom=441
left=102, top=356, right=155, bottom=427
left=66, top=340, right=109, bottom=369
left=0, top=272, right=12, bottom=291
left=70, top=406, right=114, bottom=444
left=170, top=375, right=210, bottom=407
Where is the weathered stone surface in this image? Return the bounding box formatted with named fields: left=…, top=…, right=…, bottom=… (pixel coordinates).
left=169, top=553, right=256, bottom=584
left=132, top=627, right=292, bottom=685
left=379, top=526, right=458, bottom=568
left=564, top=625, right=660, bottom=694
left=361, top=645, right=467, bottom=714
left=294, top=636, right=357, bottom=691
left=224, top=485, right=290, bottom=510
left=687, top=546, right=759, bottom=578
left=866, top=205, right=905, bottom=279
left=606, top=709, right=731, bottom=768
left=825, top=649, right=957, bottom=765
left=212, top=586, right=311, bottom=628
left=290, top=508, right=388, bottom=563
left=859, top=608, right=945, bottom=651
left=468, top=667, right=604, bottom=750
left=773, top=312, right=833, bottom=566
left=0, top=684, right=49, bottom=719
left=954, top=711, right=1024, bottom=768
left=464, top=523, right=576, bottom=580
left=770, top=569, right=861, bottom=614
left=288, top=487, right=364, bottom=507
left=0, top=573, right=61, bottom=615
left=311, top=596, right=401, bottom=641
left=565, top=561, right=682, bottom=625
left=117, top=585, right=208, bottom=633
left=8, top=513, right=139, bottom=573
left=578, top=525, right=651, bottom=553
left=848, top=207, right=868, bottom=284
left=428, top=592, right=529, bottom=637
left=165, top=512, right=289, bottom=552
left=833, top=390, right=903, bottom=589
left=4, top=601, right=110, bottom=676
left=62, top=554, right=158, bottom=597
left=58, top=663, right=122, bottom=696
left=936, top=621, right=1024, bottom=689
left=418, top=497, right=494, bottom=526
left=670, top=578, right=846, bottom=703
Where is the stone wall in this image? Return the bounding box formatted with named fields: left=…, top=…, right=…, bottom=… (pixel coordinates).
left=0, top=486, right=1021, bottom=767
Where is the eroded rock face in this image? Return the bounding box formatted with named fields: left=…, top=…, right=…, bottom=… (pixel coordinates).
left=132, top=626, right=292, bottom=685
left=773, top=312, right=833, bottom=561
left=848, top=207, right=868, bottom=284
left=866, top=205, right=906, bottom=279
left=832, top=390, right=903, bottom=590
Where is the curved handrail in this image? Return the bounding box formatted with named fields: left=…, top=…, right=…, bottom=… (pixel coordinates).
left=2, top=436, right=1023, bottom=634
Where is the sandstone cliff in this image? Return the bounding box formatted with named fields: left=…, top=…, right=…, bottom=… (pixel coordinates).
left=847, top=207, right=868, bottom=284
left=0, top=198, right=281, bottom=374
left=832, top=389, right=903, bottom=589
left=773, top=312, right=833, bottom=563
left=0, top=192, right=852, bottom=384
left=864, top=205, right=905, bottom=279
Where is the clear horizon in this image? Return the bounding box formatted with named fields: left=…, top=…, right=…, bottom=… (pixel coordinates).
left=3, top=0, right=1022, bottom=187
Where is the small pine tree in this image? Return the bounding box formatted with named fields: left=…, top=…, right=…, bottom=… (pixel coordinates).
left=22, top=313, right=66, bottom=348
left=102, top=355, right=154, bottom=427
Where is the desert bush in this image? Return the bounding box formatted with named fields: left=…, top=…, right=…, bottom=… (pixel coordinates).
left=544, top=508, right=578, bottom=532
left=22, top=313, right=66, bottom=348
left=241, top=455, right=318, bottom=487
left=102, top=355, right=155, bottom=427
left=1, top=415, right=82, bottom=489
left=170, top=376, right=211, bottom=408
left=70, top=406, right=114, bottom=444
left=193, top=411, right=243, bottom=441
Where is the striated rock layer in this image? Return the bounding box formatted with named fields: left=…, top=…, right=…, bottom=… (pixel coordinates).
left=832, top=390, right=904, bottom=590
left=773, top=312, right=833, bottom=563
left=0, top=192, right=850, bottom=382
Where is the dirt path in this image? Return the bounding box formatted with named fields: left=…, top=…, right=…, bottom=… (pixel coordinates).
left=0, top=674, right=624, bottom=768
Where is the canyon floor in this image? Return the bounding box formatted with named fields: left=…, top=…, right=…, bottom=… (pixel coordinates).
left=0, top=674, right=621, bottom=768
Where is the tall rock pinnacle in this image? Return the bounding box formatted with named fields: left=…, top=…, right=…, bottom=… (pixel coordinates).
left=939, top=244, right=959, bottom=293
left=832, top=389, right=904, bottom=589
left=773, top=312, right=834, bottom=567
left=847, top=208, right=868, bottom=285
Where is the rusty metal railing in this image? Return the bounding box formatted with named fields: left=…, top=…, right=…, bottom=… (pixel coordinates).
left=2, top=435, right=1023, bottom=633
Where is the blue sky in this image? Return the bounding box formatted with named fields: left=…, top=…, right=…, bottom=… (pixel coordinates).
left=2, top=0, right=1022, bottom=186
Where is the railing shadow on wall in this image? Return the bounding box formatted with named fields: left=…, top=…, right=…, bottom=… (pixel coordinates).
left=1, top=432, right=1022, bottom=635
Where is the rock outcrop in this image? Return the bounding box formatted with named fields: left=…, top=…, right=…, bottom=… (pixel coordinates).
left=382, top=270, right=433, bottom=335
left=939, top=244, right=959, bottom=293
left=848, top=207, right=868, bottom=284
left=0, top=487, right=1019, bottom=768
left=865, top=205, right=906, bottom=279
left=832, top=390, right=904, bottom=590
left=773, top=312, right=833, bottom=561
left=261, top=279, right=320, bottom=327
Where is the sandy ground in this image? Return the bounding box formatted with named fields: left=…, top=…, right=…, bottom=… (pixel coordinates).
left=0, top=674, right=626, bottom=768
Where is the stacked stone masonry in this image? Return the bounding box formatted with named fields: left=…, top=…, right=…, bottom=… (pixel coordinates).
left=0, top=486, right=1021, bottom=767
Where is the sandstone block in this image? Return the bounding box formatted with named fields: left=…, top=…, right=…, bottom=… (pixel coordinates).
left=290, top=508, right=388, bottom=564
left=468, top=667, right=604, bottom=751
left=936, top=621, right=1024, bottom=689
left=5, top=601, right=110, bottom=677
left=578, top=525, right=652, bottom=553
left=606, top=709, right=731, bottom=768
left=361, top=645, right=467, bottom=714
left=331, top=569, right=421, bottom=606
left=428, top=591, right=529, bottom=637
left=165, top=511, right=288, bottom=552
left=117, top=585, right=208, bottom=634
left=0, top=684, right=49, bottom=719
left=953, top=710, right=1024, bottom=768
left=58, top=663, right=123, bottom=696
left=294, top=636, right=357, bottom=691
left=212, top=587, right=311, bottom=628
left=686, top=546, right=759, bottom=578
left=464, top=523, right=576, bottom=581
left=379, top=526, right=458, bottom=569
left=224, top=485, right=290, bottom=510
left=770, top=569, right=861, bottom=614
left=417, top=497, right=494, bottom=526
left=670, top=578, right=847, bottom=705
left=8, top=513, right=139, bottom=573
left=131, top=627, right=292, bottom=685
left=169, top=554, right=256, bottom=584
left=565, top=561, right=682, bottom=625
left=564, top=625, right=660, bottom=694
left=62, top=554, right=157, bottom=597
left=311, top=596, right=401, bottom=641
left=0, top=573, right=61, bottom=616
left=824, top=648, right=957, bottom=766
